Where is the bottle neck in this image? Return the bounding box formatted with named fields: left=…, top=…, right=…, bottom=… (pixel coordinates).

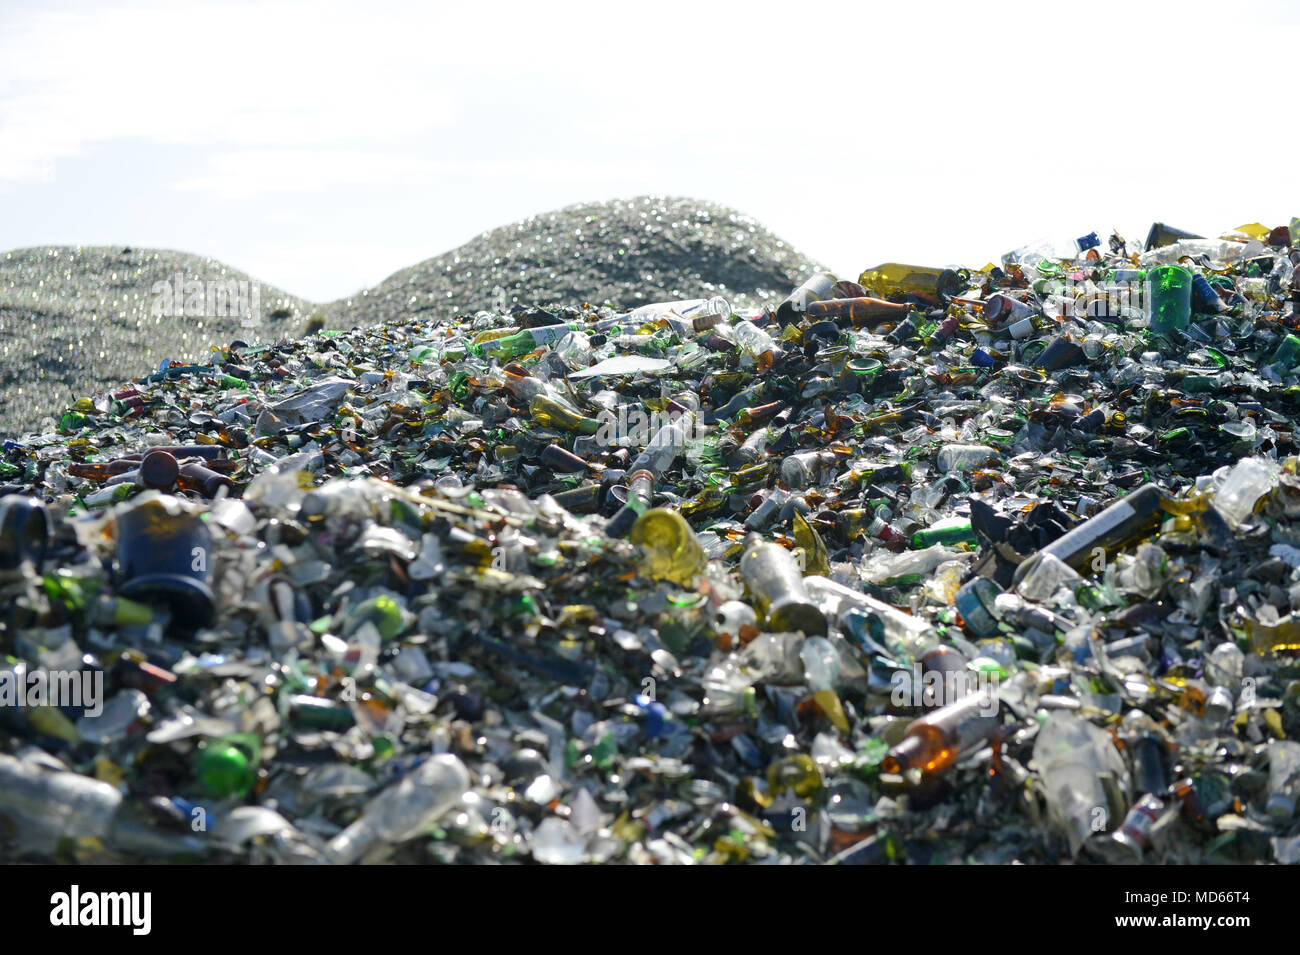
left=327, top=817, right=378, bottom=865
left=881, top=736, right=925, bottom=776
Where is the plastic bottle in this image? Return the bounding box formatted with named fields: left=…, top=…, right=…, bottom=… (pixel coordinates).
left=326, top=754, right=471, bottom=864
left=739, top=534, right=827, bottom=636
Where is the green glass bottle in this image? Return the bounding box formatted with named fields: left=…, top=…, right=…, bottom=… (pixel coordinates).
left=1145, top=265, right=1192, bottom=334
left=1271, top=334, right=1300, bottom=369
left=911, top=518, right=977, bottom=549
left=472, top=324, right=581, bottom=362
left=59, top=411, right=89, bottom=434
left=288, top=695, right=355, bottom=731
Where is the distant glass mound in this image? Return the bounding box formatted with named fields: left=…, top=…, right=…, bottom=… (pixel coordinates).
left=323, top=196, right=823, bottom=326
left=0, top=247, right=308, bottom=438
left=0, top=197, right=821, bottom=436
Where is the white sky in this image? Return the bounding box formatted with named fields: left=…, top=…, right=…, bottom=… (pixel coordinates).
left=2, top=0, right=1298, bottom=301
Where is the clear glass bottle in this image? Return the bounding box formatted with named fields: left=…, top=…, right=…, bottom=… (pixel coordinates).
left=739, top=533, right=827, bottom=636
left=775, top=272, right=838, bottom=325
left=326, top=754, right=471, bottom=864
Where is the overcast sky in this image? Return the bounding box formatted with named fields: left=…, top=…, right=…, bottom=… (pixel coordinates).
left=2, top=0, right=1297, bottom=302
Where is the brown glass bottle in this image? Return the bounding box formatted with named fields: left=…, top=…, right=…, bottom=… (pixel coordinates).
left=68, top=459, right=137, bottom=482
left=880, top=690, right=1001, bottom=777
left=138, top=450, right=180, bottom=491
left=804, top=297, right=912, bottom=326
left=126, top=445, right=227, bottom=462
left=177, top=462, right=234, bottom=498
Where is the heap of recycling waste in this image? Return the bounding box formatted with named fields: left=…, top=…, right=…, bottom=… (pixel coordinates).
left=3, top=220, right=1300, bottom=864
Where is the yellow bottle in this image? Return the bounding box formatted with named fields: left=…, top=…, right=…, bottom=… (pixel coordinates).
left=792, top=511, right=829, bottom=577
left=630, top=508, right=706, bottom=586
left=857, top=263, right=963, bottom=302
left=529, top=395, right=601, bottom=435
